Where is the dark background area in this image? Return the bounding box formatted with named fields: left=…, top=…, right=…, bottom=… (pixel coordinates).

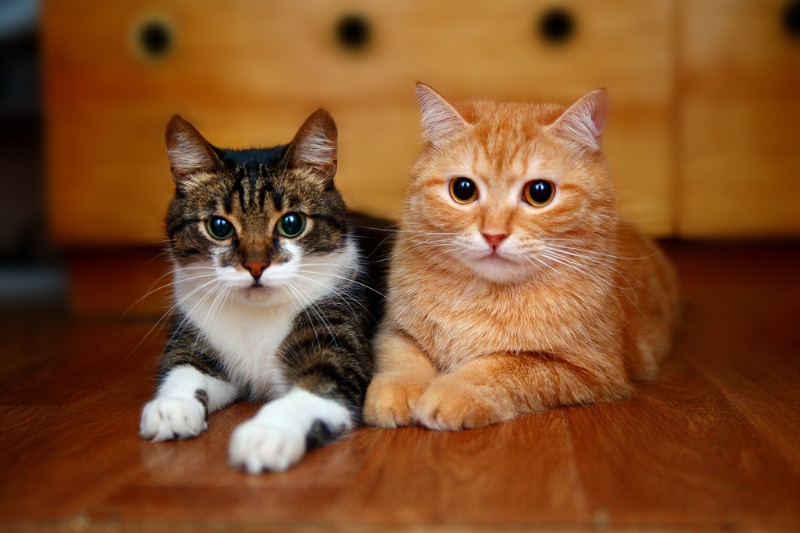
left=0, top=0, right=64, bottom=306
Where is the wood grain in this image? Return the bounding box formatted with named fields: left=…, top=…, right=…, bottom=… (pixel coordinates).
left=334, top=415, right=589, bottom=527
left=672, top=241, right=800, bottom=474
left=568, top=358, right=800, bottom=529
left=2, top=241, right=800, bottom=531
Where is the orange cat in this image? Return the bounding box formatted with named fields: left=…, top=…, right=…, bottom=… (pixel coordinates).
left=363, top=84, right=678, bottom=430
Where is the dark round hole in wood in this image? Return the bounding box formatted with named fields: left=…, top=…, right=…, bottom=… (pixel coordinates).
left=336, top=13, right=371, bottom=51
left=537, top=7, right=576, bottom=45
left=782, top=0, right=800, bottom=37
left=138, top=19, right=172, bottom=59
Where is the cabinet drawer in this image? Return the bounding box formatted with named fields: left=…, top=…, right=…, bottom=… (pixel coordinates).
left=44, top=0, right=674, bottom=245
left=679, top=0, right=800, bottom=237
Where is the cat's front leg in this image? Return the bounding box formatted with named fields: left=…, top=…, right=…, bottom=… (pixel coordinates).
left=412, top=366, right=517, bottom=431
left=412, top=351, right=630, bottom=431
left=363, top=328, right=439, bottom=428
left=140, top=365, right=237, bottom=441
left=229, top=387, right=354, bottom=473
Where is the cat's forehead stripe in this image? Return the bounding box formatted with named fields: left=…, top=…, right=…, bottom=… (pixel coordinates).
left=473, top=145, right=545, bottom=182
left=231, top=169, right=248, bottom=211
left=226, top=162, right=283, bottom=213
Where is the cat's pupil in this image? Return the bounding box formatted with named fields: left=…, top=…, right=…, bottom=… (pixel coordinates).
left=450, top=177, right=478, bottom=204
left=206, top=216, right=234, bottom=240
left=277, top=212, right=306, bottom=238
left=525, top=180, right=555, bottom=206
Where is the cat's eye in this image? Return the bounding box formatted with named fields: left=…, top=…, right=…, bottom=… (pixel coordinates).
left=449, top=177, right=478, bottom=204
left=524, top=180, right=555, bottom=207
left=277, top=212, right=306, bottom=238
left=206, top=216, right=234, bottom=240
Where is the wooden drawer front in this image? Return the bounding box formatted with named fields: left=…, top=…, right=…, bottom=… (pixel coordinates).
left=679, top=0, right=800, bottom=237
left=44, top=0, right=674, bottom=245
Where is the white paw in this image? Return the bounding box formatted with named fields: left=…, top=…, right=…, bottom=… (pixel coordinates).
left=229, top=418, right=305, bottom=474
left=140, top=397, right=207, bottom=442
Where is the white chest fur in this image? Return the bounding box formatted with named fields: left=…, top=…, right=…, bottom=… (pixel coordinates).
left=172, top=241, right=358, bottom=398
left=182, top=296, right=296, bottom=398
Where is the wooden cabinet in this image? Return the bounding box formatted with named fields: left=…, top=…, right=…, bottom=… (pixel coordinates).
left=679, top=0, right=800, bottom=237
left=42, top=0, right=800, bottom=314
left=43, top=0, right=675, bottom=245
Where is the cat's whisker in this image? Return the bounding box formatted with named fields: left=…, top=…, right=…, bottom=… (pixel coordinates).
left=121, top=269, right=220, bottom=348
left=202, top=281, right=233, bottom=338
left=520, top=250, right=563, bottom=279
left=119, top=270, right=178, bottom=323
left=168, top=276, right=229, bottom=348
left=350, top=225, right=399, bottom=234
left=174, top=271, right=241, bottom=357
left=282, top=282, right=340, bottom=350
left=347, top=233, right=395, bottom=260
left=286, top=283, right=336, bottom=352
left=123, top=307, right=176, bottom=362
left=291, top=272, right=373, bottom=318
left=353, top=226, right=460, bottom=238
left=543, top=249, right=611, bottom=278
left=123, top=260, right=213, bottom=306
left=283, top=284, right=323, bottom=351
left=187, top=284, right=231, bottom=356
left=294, top=265, right=390, bottom=303
left=546, top=247, right=649, bottom=314
left=544, top=238, right=665, bottom=262
left=541, top=243, right=646, bottom=299
left=402, top=235, right=465, bottom=255
left=537, top=251, right=614, bottom=289
left=540, top=244, right=615, bottom=267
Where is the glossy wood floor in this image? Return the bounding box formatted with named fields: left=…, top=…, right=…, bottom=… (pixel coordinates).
left=2, top=241, right=800, bottom=532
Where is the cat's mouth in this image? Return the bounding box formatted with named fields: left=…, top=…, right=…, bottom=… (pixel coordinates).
left=481, top=249, right=513, bottom=263
left=466, top=250, right=515, bottom=273
left=247, top=281, right=270, bottom=291
left=236, top=281, right=280, bottom=304
left=463, top=249, right=528, bottom=282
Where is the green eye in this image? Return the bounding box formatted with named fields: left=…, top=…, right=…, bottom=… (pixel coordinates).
left=206, top=216, right=234, bottom=240
left=449, top=177, right=478, bottom=204
left=524, top=180, right=555, bottom=207
left=277, top=212, right=306, bottom=238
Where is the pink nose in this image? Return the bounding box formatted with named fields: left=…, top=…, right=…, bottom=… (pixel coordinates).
left=482, top=233, right=508, bottom=250
left=244, top=261, right=269, bottom=279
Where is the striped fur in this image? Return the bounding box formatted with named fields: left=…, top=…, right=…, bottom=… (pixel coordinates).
left=140, top=110, right=383, bottom=473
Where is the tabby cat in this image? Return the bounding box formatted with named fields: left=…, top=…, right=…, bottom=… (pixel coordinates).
left=364, top=84, right=678, bottom=430
left=139, top=109, right=381, bottom=472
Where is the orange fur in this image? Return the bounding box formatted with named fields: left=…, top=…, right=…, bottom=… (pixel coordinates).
left=363, top=84, right=678, bottom=431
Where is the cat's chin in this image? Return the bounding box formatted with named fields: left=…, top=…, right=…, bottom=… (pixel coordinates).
left=463, top=255, right=530, bottom=284
left=232, top=285, right=287, bottom=306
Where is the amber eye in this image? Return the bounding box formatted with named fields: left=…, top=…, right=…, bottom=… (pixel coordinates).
left=449, top=177, right=478, bottom=204
left=524, top=180, right=555, bottom=207
left=206, top=216, right=234, bottom=240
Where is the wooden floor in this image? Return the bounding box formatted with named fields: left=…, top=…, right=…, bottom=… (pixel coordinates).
left=1, top=241, right=800, bottom=532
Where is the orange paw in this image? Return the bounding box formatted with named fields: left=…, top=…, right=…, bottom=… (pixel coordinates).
left=363, top=375, right=428, bottom=428
left=412, top=379, right=515, bottom=431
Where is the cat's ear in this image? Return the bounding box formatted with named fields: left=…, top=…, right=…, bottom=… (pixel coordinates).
left=285, top=109, right=338, bottom=178
left=416, top=83, right=469, bottom=147
left=165, top=115, right=222, bottom=184
left=547, top=89, right=608, bottom=151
